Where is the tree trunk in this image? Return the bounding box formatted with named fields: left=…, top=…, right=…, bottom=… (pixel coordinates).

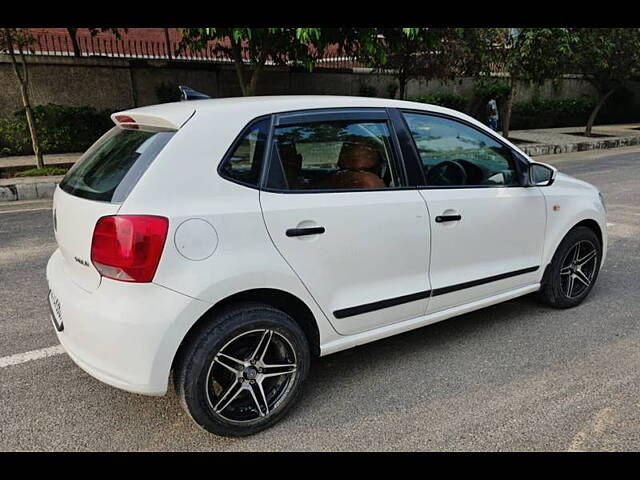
left=4, top=28, right=43, bottom=168
left=22, top=96, right=43, bottom=168
left=245, top=51, right=268, bottom=96
left=67, top=28, right=81, bottom=57
left=502, top=76, right=516, bottom=138
left=585, top=85, right=619, bottom=137
left=245, top=69, right=260, bottom=96
left=163, top=28, right=172, bottom=59
left=398, top=72, right=407, bottom=100
left=229, top=37, right=247, bottom=96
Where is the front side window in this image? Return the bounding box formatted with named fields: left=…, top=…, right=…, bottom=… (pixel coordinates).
left=219, top=118, right=270, bottom=187
left=402, top=112, right=519, bottom=187
left=267, top=119, right=400, bottom=191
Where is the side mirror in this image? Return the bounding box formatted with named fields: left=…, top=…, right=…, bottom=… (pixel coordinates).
left=527, top=162, right=557, bottom=187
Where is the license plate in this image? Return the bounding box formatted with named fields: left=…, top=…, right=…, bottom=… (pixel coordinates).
left=48, top=290, right=64, bottom=331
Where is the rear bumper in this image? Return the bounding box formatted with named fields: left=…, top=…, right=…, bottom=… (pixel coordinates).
left=46, top=248, right=210, bottom=395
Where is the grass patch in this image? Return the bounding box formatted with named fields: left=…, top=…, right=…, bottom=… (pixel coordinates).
left=14, top=166, right=69, bottom=178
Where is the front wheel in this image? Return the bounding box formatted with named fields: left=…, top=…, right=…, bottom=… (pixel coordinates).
left=174, top=302, right=310, bottom=437
left=536, top=226, right=602, bottom=308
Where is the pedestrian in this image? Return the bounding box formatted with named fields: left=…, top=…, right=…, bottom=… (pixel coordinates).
left=487, top=95, right=499, bottom=131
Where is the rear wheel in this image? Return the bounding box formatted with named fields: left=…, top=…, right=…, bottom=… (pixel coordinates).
left=174, top=302, right=310, bottom=437
left=536, top=226, right=602, bottom=308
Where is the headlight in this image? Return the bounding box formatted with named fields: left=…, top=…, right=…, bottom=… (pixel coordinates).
left=598, top=192, right=607, bottom=213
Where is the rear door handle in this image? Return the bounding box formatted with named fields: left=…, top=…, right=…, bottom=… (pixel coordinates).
left=286, top=226, right=326, bottom=237
left=435, top=214, right=462, bottom=223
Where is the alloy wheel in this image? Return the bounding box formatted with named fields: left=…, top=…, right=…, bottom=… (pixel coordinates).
left=559, top=240, right=598, bottom=299
left=205, top=329, right=298, bottom=423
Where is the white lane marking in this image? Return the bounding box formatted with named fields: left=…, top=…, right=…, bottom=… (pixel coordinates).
left=567, top=407, right=613, bottom=452
left=0, top=207, right=51, bottom=215
left=0, top=345, right=65, bottom=368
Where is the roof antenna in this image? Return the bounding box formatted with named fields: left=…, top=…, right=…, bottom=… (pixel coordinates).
left=179, top=85, right=211, bottom=101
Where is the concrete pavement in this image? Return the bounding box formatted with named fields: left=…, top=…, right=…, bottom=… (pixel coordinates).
left=509, top=123, right=640, bottom=156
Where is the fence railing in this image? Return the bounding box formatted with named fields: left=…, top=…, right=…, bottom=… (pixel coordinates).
left=16, top=32, right=520, bottom=74
left=18, top=32, right=369, bottom=70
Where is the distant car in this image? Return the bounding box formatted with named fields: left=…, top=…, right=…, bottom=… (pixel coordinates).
left=46, top=96, right=607, bottom=436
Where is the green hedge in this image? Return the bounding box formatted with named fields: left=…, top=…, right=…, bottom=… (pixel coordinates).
left=409, top=87, right=640, bottom=130
left=410, top=92, right=467, bottom=112
left=509, top=97, right=597, bottom=129
left=0, top=104, right=114, bottom=156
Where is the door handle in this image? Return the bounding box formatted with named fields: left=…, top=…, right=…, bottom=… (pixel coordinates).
left=435, top=214, right=462, bottom=223
left=286, top=226, right=326, bottom=237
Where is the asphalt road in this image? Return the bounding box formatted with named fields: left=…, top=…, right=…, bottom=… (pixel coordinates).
left=1, top=146, right=639, bottom=451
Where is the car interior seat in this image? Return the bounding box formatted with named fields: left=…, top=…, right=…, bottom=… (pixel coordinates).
left=277, top=140, right=304, bottom=189
left=322, top=138, right=386, bottom=190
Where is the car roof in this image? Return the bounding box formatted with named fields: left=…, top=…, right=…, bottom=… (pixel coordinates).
left=112, top=95, right=532, bottom=161
left=114, top=95, right=462, bottom=129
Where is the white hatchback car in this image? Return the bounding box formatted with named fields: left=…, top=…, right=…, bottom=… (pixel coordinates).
left=46, top=95, right=607, bottom=436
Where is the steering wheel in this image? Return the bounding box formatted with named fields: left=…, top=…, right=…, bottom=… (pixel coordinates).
left=454, top=159, right=484, bottom=185
left=426, top=160, right=468, bottom=186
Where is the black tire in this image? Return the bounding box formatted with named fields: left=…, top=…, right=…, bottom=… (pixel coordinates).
left=174, top=302, right=310, bottom=437
left=536, top=226, right=602, bottom=309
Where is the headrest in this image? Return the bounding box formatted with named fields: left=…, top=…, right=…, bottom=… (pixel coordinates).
left=337, top=139, right=380, bottom=170
left=279, top=140, right=298, bottom=158
left=278, top=140, right=301, bottom=169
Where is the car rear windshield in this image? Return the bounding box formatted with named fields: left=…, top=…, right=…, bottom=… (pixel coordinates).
left=59, top=126, right=175, bottom=203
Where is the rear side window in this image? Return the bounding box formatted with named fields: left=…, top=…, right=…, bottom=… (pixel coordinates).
left=266, top=120, right=400, bottom=191
left=219, top=118, right=270, bottom=187
left=59, top=127, right=175, bottom=203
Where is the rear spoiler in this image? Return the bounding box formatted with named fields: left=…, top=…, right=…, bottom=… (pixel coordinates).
left=111, top=103, right=196, bottom=131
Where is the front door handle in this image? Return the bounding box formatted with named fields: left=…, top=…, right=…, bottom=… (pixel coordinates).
left=435, top=214, right=462, bottom=223
left=286, top=226, right=326, bottom=237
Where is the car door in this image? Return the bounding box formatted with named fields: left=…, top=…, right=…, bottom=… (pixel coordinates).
left=259, top=109, right=432, bottom=336
left=395, top=110, right=547, bottom=314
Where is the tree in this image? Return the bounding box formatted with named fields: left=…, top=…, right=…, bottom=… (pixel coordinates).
left=66, top=28, right=128, bottom=57
left=359, top=28, right=506, bottom=102
left=179, top=28, right=322, bottom=96
left=179, top=28, right=384, bottom=97
left=1, top=28, right=43, bottom=168
left=451, top=28, right=511, bottom=117
left=495, top=28, right=573, bottom=138
left=569, top=28, right=640, bottom=136
left=360, top=28, right=458, bottom=100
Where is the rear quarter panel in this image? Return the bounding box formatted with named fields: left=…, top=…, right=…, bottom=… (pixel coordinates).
left=117, top=108, right=341, bottom=357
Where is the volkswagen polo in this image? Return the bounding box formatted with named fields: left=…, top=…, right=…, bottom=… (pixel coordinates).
left=46, top=95, right=607, bottom=436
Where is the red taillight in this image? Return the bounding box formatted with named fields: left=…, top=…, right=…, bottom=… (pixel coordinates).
left=91, top=215, right=168, bottom=283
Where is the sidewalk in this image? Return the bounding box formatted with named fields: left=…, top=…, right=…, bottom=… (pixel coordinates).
left=0, top=153, right=80, bottom=202
left=509, top=123, right=640, bottom=156
left=0, top=152, right=82, bottom=169
left=1, top=123, right=640, bottom=202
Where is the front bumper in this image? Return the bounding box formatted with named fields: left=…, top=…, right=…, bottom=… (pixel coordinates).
left=46, top=248, right=210, bottom=395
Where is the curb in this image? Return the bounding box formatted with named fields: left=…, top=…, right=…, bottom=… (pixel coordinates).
left=0, top=177, right=63, bottom=202
left=520, top=135, right=640, bottom=157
